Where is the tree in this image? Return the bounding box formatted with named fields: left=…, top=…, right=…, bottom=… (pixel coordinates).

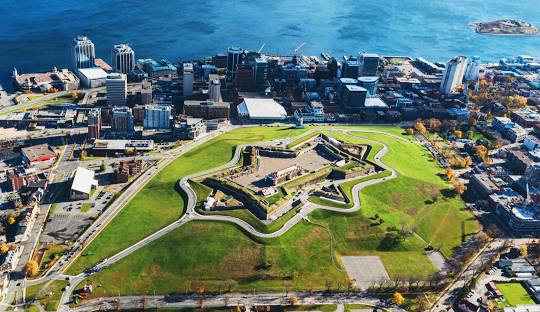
left=414, top=120, right=427, bottom=135
left=393, top=292, right=405, bottom=305
left=520, top=244, right=528, bottom=257
left=445, top=168, right=455, bottom=181
left=288, top=296, right=298, bottom=305
left=100, top=161, right=106, bottom=172
left=429, top=118, right=442, bottom=131
left=24, top=260, right=39, bottom=277
left=463, top=156, right=473, bottom=168
left=406, top=128, right=414, bottom=135
left=0, top=243, right=9, bottom=254
left=454, top=181, right=467, bottom=196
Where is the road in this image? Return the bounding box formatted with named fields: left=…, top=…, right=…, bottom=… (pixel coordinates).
left=69, top=292, right=402, bottom=312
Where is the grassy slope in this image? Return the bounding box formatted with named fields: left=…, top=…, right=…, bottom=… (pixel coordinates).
left=348, top=131, right=478, bottom=257
left=66, top=127, right=308, bottom=274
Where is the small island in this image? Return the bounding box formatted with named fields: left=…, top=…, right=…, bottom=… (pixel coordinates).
left=469, top=19, right=539, bottom=36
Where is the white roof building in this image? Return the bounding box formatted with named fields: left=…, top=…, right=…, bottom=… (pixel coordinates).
left=237, top=98, right=287, bottom=121
left=71, top=167, right=98, bottom=196
left=78, top=67, right=108, bottom=88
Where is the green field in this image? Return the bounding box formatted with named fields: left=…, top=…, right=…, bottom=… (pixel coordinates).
left=25, top=280, right=69, bottom=311
left=67, top=126, right=476, bottom=298
left=496, top=283, right=535, bottom=306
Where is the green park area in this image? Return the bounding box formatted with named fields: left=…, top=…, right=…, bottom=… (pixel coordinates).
left=496, top=283, right=535, bottom=306
left=65, top=126, right=477, bottom=297
left=25, top=280, right=69, bottom=311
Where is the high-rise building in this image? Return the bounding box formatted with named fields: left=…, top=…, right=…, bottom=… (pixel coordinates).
left=209, top=79, right=222, bottom=102
left=72, top=36, right=95, bottom=70
left=465, top=56, right=481, bottom=82
left=358, top=76, right=379, bottom=98
left=111, top=106, right=134, bottom=134
left=106, top=73, right=127, bottom=106
left=87, top=108, right=101, bottom=140
left=342, top=85, right=368, bottom=112
left=227, top=47, right=243, bottom=76
left=141, top=80, right=152, bottom=105
left=143, top=105, right=172, bottom=130
left=341, top=56, right=361, bottom=78
left=358, top=52, right=380, bottom=76
left=253, top=58, right=268, bottom=88
left=112, top=44, right=135, bottom=74
left=182, top=63, right=194, bottom=97
left=235, top=64, right=254, bottom=91
left=440, top=56, right=468, bottom=95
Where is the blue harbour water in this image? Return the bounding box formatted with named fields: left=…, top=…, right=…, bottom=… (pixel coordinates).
left=1, top=0, right=540, bottom=90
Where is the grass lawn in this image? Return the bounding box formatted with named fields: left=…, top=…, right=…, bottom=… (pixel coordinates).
left=67, top=126, right=475, bottom=298
left=39, top=244, right=68, bottom=272
left=496, top=283, right=535, bottom=306
left=26, top=280, right=69, bottom=311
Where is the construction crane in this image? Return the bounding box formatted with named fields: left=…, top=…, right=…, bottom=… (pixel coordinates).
left=257, top=43, right=266, bottom=54
left=294, top=42, right=306, bottom=55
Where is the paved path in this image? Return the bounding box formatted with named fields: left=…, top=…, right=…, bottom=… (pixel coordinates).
left=68, top=292, right=401, bottom=312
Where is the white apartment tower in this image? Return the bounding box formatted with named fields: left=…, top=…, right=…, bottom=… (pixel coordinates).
left=440, top=56, right=468, bottom=95
left=72, top=36, right=95, bottom=70
left=111, top=44, right=135, bottom=74
left=143, top=105, right=172, bottom=130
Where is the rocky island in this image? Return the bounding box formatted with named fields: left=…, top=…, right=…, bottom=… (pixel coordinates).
left=469, top=19, right=539, bottom=35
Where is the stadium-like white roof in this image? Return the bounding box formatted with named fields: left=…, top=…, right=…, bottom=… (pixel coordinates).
left=237, top=98, right=287, bottom=120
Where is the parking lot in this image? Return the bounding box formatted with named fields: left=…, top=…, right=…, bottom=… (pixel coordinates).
left=341, top=256, right=390, bottom=290
left=40, top=189, right=114, bottom=244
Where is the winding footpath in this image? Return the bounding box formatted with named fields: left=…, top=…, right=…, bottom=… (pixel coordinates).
left=10, top=127, right=412, bottom=311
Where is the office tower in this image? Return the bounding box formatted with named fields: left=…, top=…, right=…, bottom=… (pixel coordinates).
left=253, top=58, right=268, bottom=88
left=141, top=80, right=152, bottom=105
left=235, top=64, right=254, bottom=91
left=440, top=56, right=468, bottom=95
left=212, top=54, right=228, bottom=68
left=111, top=106, right=134, bottom=134
left=72, top=36, right=96, bottom=70
left=182, top=63, right=194, bottom=97
left=143, top=105, right=172, bottom=130
left=341, top=56, right=361, bottom=78
left=358, top=52, right=380, bottom=76
left=465, top=56, right=481, bottom=82
left=106, top=73, right=127, bottom=106
left=111, top=44, right=135, bottom=74
left=342, top=85, right=367, bottom=112
left=327, top=57, right=338, bottom=78
left=87, top=108, right=101, bottom=140
left=358, top=76, right=379, bottom=98
left=227, top=47, right=243, bottom=76
left=209, top=79, right=222, bottom=102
